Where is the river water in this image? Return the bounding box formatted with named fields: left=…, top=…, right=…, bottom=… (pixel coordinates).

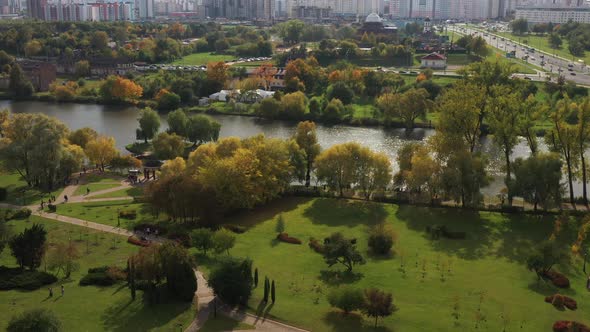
left=1, top=100, right=582, bottom=196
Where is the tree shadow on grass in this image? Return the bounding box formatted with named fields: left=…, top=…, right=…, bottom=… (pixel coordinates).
left=319, top=270, right=363, bottom=285
left=395, top=205, right=499, bottom=260
left=303, top=199, right=387, bottom=227
left=527, top=279, right=578, bottom=297
left=101, top=294, right=191, bottom=332
left=228, top=196, right=310, bottom=228
left=323, top=311, right=393, bottom=332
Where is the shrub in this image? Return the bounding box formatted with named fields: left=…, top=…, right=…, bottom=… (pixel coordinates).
left=47, top=204, right=57, bottom=213
left=127, top=236, right=150, bottom=247
left=546, top=294, right=577, bottom=310
left=7, top=308, right=62, bottom=332
left=543, top=270, right=570, bottom=288
left=368, top=224, right=397, bottom=255
left=327, top=286, right=364, bottom=314
left=277, top=233, right=302, bottom=245
left=223, top=224, right=247, bottom=234
left=133, top=223, right=167, bottom=235
left=168, top=232, right=191, bottom=247
left=88, top=266, right=109, bottom=273
left=12, top=208, right=32, bottom=219
left=553, top=321, right=590, bottom=332
left=119, top=209, right=137, bottom=219
left=79, top=272, right=117, bottom=286
left=0, top=267, right=57, bottom=290
left=309, top=237, right=325, bottom=253
left=106, top=266, right=127, bottom=281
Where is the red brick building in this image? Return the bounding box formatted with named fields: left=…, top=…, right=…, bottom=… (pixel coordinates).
left=18, top=60, right=57, bottom=92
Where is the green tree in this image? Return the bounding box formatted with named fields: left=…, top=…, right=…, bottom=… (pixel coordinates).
left=510, top=18, right=529, bottom=35
left=208, top=258, right=253, bottom=306
left=548, top=33, right=562, bottom=49
left=7, top=308, right=61, bottom=332
left=278, top=20, right=305, bottom=44
left=322, top=232, right=365, bottom=272
left=439, top=151, right=488, bottom=208
left=327, top=286, right=364, bottom=314
left=275, top=214, right=285, bottom=234
left=271, top=280, right=276, bottom=303
left=9, top=223, right=47, bottom=270
left=156, top=90, right=181, bottom=111
left=159, top=242, right=197, bottom=302
left=90, top=31, right=109, bottom=50
left=191, top=228, right=214, bottom=255
left=263, top=276, right=270, bottom=302
left=526, top=240, right=564, bottom=280
left=167, top=109, right=189, bottom=138
left=362, top=288, right=397, bottom=328
left=8, top=63, right=33, bottom=97
left=378, top=88, right=431, bottom=129
left=509, top=153, right=562, bottom=211
left=293, top=121, right=321, bottom=187
left=322, top=98, right=345, bottom=123
left=212, top=229, right=236, bottom=255
left=281, top=91, right=307, bottom=120
left=137, top=107, right=160, bottom=143
left=576, top=99, right=590, bottom=205
left=74, top=60, right=90, bottom=78
left=68, top=127, right=98, bottom=149
left=187, top=114, right=221, bottom=146
left=327, top=82, right=354, bottom=105
left=152, top=132, right=184, bottom=160
left=256, top=97, right=281, bottom=119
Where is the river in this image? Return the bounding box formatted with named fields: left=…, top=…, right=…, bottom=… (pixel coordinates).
left=1, top=100, right=582, bottom=197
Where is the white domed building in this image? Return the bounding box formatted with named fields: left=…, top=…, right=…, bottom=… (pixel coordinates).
left=358, top=13, right=397, bottom=35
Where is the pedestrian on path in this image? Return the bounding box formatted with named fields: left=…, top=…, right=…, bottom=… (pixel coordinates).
left=40, top=200, right=44, bottom=209
left=64, top=195, right=68, bottom=203
left=61, top=285, right=64, bottom=296
left=86, top=187, right=90, bottom=195
left=49, top=287, right=53, bottom=297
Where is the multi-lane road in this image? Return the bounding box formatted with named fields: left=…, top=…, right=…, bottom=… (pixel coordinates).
left=448, top=25, right=590, bottom=86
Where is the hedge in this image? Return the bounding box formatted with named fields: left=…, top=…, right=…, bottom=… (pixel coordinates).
left=0, top=266, right=57, bottom=290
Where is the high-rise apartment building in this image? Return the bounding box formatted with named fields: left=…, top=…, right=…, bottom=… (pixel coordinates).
left=203, top=0, right=274, bottom=19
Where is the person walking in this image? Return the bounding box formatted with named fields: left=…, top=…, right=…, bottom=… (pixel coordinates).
left=49, top=287, right=53, bottom=297
left=64, top=195, right=68, bottom=203
left=86, top=187, right=90, bottom=195
left=61, top=285, right=64, bottom=296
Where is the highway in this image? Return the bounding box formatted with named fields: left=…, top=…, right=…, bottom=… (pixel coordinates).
left=448, top=25, right=590, bottom=86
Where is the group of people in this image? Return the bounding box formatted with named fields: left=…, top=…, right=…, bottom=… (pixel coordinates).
left=48, top=285, right=65, bottom=298
left=40, top=195, right=58, bottom=209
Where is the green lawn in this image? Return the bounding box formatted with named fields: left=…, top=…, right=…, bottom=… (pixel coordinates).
left=172, top=53, right=235, bottom=66
left=496, top=31, right=590, bottom=64
left=0, top=216, right=195, bottom=331
left=196, top=197, right=590, bottom=332
left=0, top=171, right=64, bottom=206
left=52, top=200, right=140, bottom=229
left=200, top=313, right=255, bottom=332
left=74, top=183, right=122, bottom=196
left=92, top=186, right=144, bottom=199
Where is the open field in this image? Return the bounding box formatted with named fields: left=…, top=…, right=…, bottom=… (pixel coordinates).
left=196, top=197, right=590, bottom=332
left=74, top=183, right=122, bottom=196
left=172, top=53, right=235, bottom=66
left=0, top=216, right=195, bottom=331
left=92, top=186, right=144, bottom=199
left=53, top=200, right=140, bottom=229
left=0, top=171, right=64, bottom=206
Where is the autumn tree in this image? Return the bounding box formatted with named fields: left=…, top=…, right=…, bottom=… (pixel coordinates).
left=137, top=107, right=160, bottom=143
left=46, top=242, right=80, bottom=278
left=206, top=61, right=229, bottom=93
left=395, top=143, right=440, bottom=203
left=293, top=121, right=321, bottom=187
left=252, top=63, right=278, bottom=90
left=576, top=98, right=590, bottom=205
left=546, top=97, right=579, bottom=207
left=84, top=136, right=118, bottom=171
left=362, top=288, right=397, bottom=328
left=99, top=75, right=143, bottom=102
left=152, top=132, right=184, bottom=160
left=68, top=127, right=98, bottom=149
left=8, top=64, right=34, bottom=97
left=281, top=91, right=307, bottom=120
left=378, top=88, right=431, bottom=129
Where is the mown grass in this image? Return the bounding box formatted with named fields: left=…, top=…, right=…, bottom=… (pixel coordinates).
left=172, top=52, right=235, bottom=66
left=0, top=171, right=63, bottom=206
left=0, top=216, right=195, bottom=331
left=91, top=186, right=144, bottom=199
left=52, top=200, right=140, bottom=229
left=196, top=197, right=590, bottom=332
left=74, top=183, right=122, bottom=197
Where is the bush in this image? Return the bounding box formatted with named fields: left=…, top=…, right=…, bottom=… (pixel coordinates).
left=12, top=208, right=31, bottom=219
left=309, top=237, right=324, bottom=253
left=79, top=272, right=117, bottom=286
left=546, top=294, right=577, bottom=310
left=133, top=223, right=167, bottom=235
left=543, top=270, right=570, bottom=288
left=277, top=232, right=302, bottom=245
left=7, top=308, right=62, bottom=332
left=88, top=266, right=109, bottom=273
left=553, top=321, right=590, bottom=332
left=0, top=266, right=57, bottom=290
left=119, top=209, right=137, bottom=219
left=368, top=224, right=397, bottom=255
left=327, top=286, right=364, bottom=314
left=127, top=236, right=150, bottom=247
left=168, top=232, right=191, bottom=247
left=223, top=224, right=247, bottom=234
left=47, top=204, right=57, bottom=213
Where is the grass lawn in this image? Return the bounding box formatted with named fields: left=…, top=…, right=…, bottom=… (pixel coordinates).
left=496, top=31, right=590, bottom=64
left=0, top=216, right=195, bottom=331
left=199, top=313, right=255, bottom=332
left=172, top=52, right=235, bottom=66
left=53, top=200, right=141, bottom=229
left=92, top=186, right=145, bottom=199
left=74, top=183, right=122, bottom=196
left=196, top=197, right=590, bottom=332
left=0, top=171, right=63, bottom=206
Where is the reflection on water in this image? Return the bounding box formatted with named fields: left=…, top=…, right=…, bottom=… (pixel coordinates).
left=0, top=100, right=584, bottom=196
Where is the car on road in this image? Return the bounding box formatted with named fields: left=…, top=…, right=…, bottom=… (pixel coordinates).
left=524, top=77, right=532, bottom=80
left=571, top=72, right=577, bottom=76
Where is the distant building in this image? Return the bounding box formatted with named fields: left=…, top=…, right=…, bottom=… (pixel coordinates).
left=18, top=60, right=57, bottom=92
left=515, top=6, right=590, bottom=24
left=202, top=0, right=274, bottom=20
left=420, top=52, right=446, bottom=69
left=358, top=13, right=398, bottom=34
left=136, top=0, right=154, bottom=18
